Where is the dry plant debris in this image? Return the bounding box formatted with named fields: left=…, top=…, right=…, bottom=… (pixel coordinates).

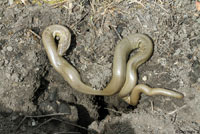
left=196, top=0, right=200, bottom=11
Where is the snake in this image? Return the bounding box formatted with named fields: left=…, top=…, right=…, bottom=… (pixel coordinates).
left=42, top=25, right=184, bottom=106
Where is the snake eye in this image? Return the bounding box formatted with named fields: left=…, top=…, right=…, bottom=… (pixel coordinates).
left=55, top=35, right=60, bottom=41
left=53, top=32, right=61, bottom=41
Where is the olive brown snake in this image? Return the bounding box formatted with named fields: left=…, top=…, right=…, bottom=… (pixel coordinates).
left=42, top=25, right=184, bottom=106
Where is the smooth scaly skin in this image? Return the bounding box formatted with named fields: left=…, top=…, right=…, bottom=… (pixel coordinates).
left=42, top=25, right=184, bottom=106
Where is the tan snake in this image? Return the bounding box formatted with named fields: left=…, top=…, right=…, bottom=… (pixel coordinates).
left=42, top=25, right=184, bottom=106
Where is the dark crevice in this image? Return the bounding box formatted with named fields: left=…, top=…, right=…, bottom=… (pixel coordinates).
left=0, top=39, right=6, bottom=50
left=63, top=26, right=77, bottom=55
left=94, top=96, right=109, bottom=121
left=32, top=77, right=49, bottom=105
left=127, top=105, right=137, bottom=110
left=69, top=103, right=95, bottom=134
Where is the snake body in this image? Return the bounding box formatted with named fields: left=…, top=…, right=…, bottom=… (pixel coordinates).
left=42, top=25, right=183, bottom=106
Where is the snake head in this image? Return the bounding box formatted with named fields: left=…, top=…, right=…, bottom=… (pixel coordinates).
left=52, top=28, right=71, bottom=56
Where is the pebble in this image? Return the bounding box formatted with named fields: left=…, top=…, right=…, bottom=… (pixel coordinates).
left=142, top=76, right=147, bottom=81
left=193, top=56, right=197, bottom=61
left=57, top=101, right=71, bottom=114
left=174, top=61, right=179, bottom=65
left=158, top=58, right=166, bottom=66
left=5, top=73, right=11, bottom=79
left=11, top=115, right=19, bottom=121
left=39, top=101, right=58, bottom=113
left=11, top=73, right=19, bottom=82
left=174, top=49, right=181, bottom=56
left=0, top=60, right=4, bottom=66
left=8, top=0, right=13, bottom=5
left=197, top=18, right=200, bottom=24
left=31, top=119, right=37, bottom=126
left=7, top=46, right=13, bottom=52
left=48, top=89, right=57, bottom=102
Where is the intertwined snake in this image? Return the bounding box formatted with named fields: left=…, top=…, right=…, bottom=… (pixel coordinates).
left=42, top=25, right=183, bottom=106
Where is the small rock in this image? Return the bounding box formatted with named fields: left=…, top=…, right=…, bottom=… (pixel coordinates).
left=31, top=119, right=37, bottom=126
left=197, top=18, right=200, bottom=24
left=8, top=0, right=13, bottom=5
left=5, top=73, right=11, bottom=79
left=157, top=58, right=166, bottom=66
left=88, top=121, right=100, bottom=133
left=39, top=100, right=58, bottom=114
left=174, top=49, right=181, bottom=56
left=65, top=106, right=78, bottom=122
left=48, top=89, right=57, bottom=102
left=142, top=76, right=147, bottom=81
left=11, top=73, right=19, bottom=82
left=197, top=78, right=200, bottom=83
left=7, top=46, right=13, bottom=52
left=57, top=101, right=71, bottom=114
left=193, top=56, right=197, bottom=61
left=4, top=60, right=9, bottom=65
left=11, top=114, right=19, bottom=121
left=0, top=60, right=4, bottom=66
left=174, top=61, right=179, bottom=65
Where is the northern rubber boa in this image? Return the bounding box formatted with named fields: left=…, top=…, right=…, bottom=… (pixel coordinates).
left=42, top=25, right=184, bottom=106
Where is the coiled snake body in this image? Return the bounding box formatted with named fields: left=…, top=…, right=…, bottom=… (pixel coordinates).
left=42, top=25, right=183, bottom=106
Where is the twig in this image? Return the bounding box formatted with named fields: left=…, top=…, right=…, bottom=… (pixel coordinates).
left=16, top=113, right=70, bottom=130
left=150, top=101, right=154, bottom=112
left=16, top=116, right=27, bottom=130
left=135, top=15, right=143, bottom=28
left=28, top=29, right=41, bottom=39
left=158, top=0, right=164, bottom=5
left=129, top=0, right=146, bottom=9
left=104, top=108, right=123, bottom=114
left=50, top=0, right=69, bottom=8
left=71, top=12, right=89, bottom=28
left=111, top=25, right=122, bottom=40
left=51, top=118, right=89, bottom=131
left=33, top=118, right=54, bottom=130
left=54, top=132, right=81, bottom=134
left=90, top=0, right=96, bottom=13
left=171, top=113, right=177, bottom=124
left=26, top=113, right=70, bottom=118
left=63, top=2, right=73, bottom=14
left=167, top=105, right=187, bottom=115
left=33, top=118, right=88, bottom=132
left=21, top=0, right=27, bottom=5
left=154, top=1, right=169, bottom=13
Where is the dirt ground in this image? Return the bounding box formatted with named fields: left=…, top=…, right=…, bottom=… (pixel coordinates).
left=0, top=0, right=200, bottom=133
